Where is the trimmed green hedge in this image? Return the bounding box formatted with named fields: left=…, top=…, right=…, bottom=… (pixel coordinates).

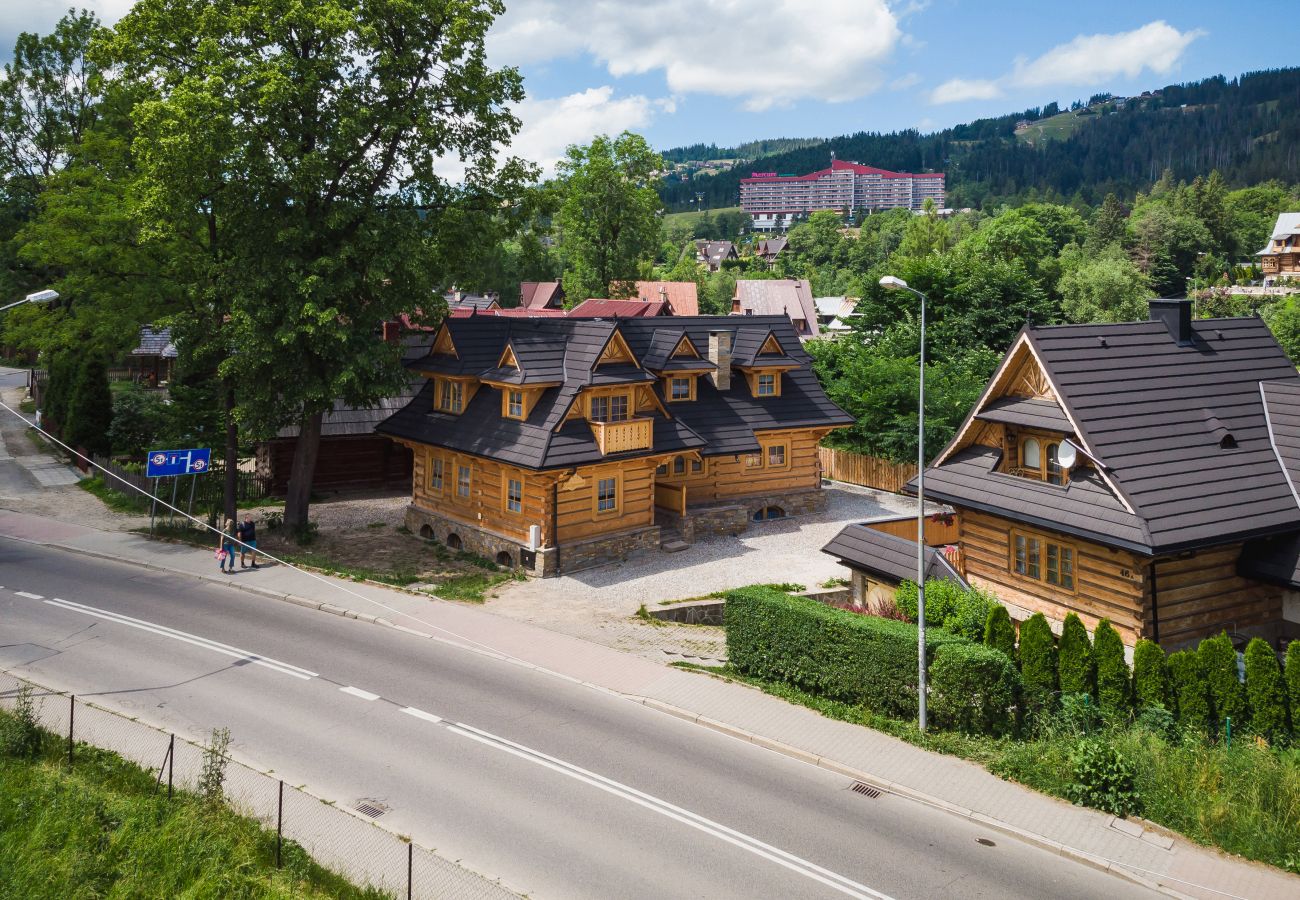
left=895, top=579, right=997, bottom=641
left=725, top=586, right=965, bottom=719
left=930, top=643, right=1021, bottom=736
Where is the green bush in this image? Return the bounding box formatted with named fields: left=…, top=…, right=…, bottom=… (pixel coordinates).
left=1066, top=738, right=1142, bottom=817
left=108, top=389, right=168, bottom=458
left=64, top=354, right=114, bottom=456
left=1168, top=649, right=1211, bottom=733
left=1200, top=632, right=1249, bottom=734
left=896, top=580, right=999, bottom=641
left=1244, top=639, right=1290, bottom=744
left=1288, top=641, right=1300, bottom=735
left=1132, top=639, right=1170, bottom=711
left=39, top=351, right=73, bottom=435
left=983, top=604, right=1017, bottom=662
left=725, top=586, right=966, bottom=719
left=1018, top=613, right=1057, bottom=708
left=1057, top=613, right=1094, bottom=697
left=929, top=643, right=1021, bottom=736
left=1093, top=620, right=1131, bottom=716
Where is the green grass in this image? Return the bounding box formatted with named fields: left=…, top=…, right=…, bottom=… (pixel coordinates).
left=18, top=399, right=35, bottom=414
left=675, top=663, right=1300, bottom=874
left=0, top=713, right=385, bottom=899
left=661, top=205, right=744, bottom=229
left=1015, top=109, right=1094, bottom=144
left=80, top=475, right=151, bottom=514
left=425, top=572, right=519, bottom=603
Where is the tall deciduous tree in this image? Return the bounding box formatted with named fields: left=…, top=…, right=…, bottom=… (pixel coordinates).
left=553, top=131, right=662, bottom=303
left=107, top=0, right=533, bottom=528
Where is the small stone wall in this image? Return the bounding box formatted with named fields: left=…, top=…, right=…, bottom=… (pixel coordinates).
left=648, top=600, right=725, bottom=625
left=681, top=487, right=829, bottom=540
left=557, top=524, right=662, bottom=574
left=404, top=505, right=557, bottom=577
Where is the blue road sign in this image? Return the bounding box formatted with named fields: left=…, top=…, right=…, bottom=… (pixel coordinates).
left=146, top=447, right=211, bottom=478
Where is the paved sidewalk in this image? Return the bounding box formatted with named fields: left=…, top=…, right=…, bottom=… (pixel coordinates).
left=0, top=508, right=1294, bottom=899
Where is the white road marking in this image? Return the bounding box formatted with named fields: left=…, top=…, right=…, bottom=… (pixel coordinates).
left=14, top=591, right=43, bottom=599
left=41, top=597, right=319, bottom=680
left=401, top=706, right=443, bottom=724
left=339, top=686, right=380, bottom=701
left=446, top=721, right=892, bottom=900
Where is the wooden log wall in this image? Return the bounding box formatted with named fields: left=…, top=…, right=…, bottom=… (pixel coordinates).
left=695, top=428, right=825, bottom=503
left=1146, top=547, right=1283, bottom=647
left=818, top=446, right=917, bottom=494
left=412, top=447, right=556, bottom=545
left=555, top=460, right=657, bottom=542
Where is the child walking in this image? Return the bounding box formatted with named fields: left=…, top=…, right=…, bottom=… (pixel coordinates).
left=217, top=517, right=236, bottom=573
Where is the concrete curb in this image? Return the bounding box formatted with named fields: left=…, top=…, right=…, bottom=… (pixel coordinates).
left=627, top=694, right=1189, bottom=900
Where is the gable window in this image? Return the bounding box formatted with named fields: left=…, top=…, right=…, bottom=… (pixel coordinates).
left=438, top=379, right=464, bottom=414
left=505, top=477, right=523, bottom=513
left=1045, top=443, right=1063, bottom=485
left=596, top=476, right=619, bottom=513
left=1021, top=438, right=1040, bottom=470
left=457, top=464, right=471, bottom=499
left=757, top=373, right=777, bottom=397
left=429, top=457, right=444, bottom=493
left=1015, top=435, right=1069, bottom=485
left=669, top=377, right=693, bottom=401
left=506, top=390, right=524, bottom=419
left=1012, top=529, right=1075, bottom=591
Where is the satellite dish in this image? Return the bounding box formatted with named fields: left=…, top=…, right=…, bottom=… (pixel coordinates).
left=1057, top=441, right=1078, bottom=469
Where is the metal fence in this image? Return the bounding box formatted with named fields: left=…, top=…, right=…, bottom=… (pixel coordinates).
left=91, top=453, right=272, bottom=518
left=0, top=672, right=518, bottom=900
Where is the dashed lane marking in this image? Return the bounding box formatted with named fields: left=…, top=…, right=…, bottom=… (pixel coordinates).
left=401, top=706, right=443, bottom=724
left=339, top=686, right=380, bottom=701
left=14, top=591, right=43, bottom=599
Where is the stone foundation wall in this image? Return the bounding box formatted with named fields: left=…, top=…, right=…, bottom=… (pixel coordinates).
left=680, top=487, right=828, bottom=540
left=557, top=524, right=662, bottom=574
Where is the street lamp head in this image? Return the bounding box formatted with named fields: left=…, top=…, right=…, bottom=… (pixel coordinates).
left=878, top=275, right=909, bottom=291
left=25, top=289, right=59, bottom=304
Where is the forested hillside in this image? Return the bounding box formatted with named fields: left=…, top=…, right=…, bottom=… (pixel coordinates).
left=661, top=68, right=1300, bottom=210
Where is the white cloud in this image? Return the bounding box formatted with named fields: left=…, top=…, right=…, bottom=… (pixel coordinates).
left=1011, top=21, right=1205, bottom=88
left=489, top=0, right=902, bottom=111
left=928, top=20, right=1203, bottom=106
left=890, top=72, right=921, bottom=91
left=928, top=77, right=1002, bottom=104
left=511, top=86, right=659, bottom=176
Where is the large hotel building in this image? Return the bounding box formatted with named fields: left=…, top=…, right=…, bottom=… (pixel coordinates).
left=740, top=155, right=945, bottom=231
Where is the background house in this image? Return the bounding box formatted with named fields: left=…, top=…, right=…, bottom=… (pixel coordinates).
left=1257, top=212, right=1300, bottom=284
left=695, top=240, right=737, bottom=272
left=519, top=281, right=565, bottom=310
left=128, top=325, right=177, bottom=386
left=732, top=279, right=819, bottom=337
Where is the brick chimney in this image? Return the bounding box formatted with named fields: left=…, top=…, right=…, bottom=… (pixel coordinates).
left=708, top=330, right=731, bottom=391
left=381, top=320, right=401, bottom=344
left=1149, top=299, right=1193, bottom=346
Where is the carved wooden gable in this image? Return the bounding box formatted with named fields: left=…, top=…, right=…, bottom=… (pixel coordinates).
left=671, top=335, right=700, bottom=358
left=597, top=330, right=636, bottom=366
left=1002, top=352, right=1055, bottom=402
left=432, top=325, right=458, bottom=358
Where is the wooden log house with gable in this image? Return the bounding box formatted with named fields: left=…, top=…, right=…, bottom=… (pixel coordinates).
left=378, top=315, right=852, bottom=575
left=900, top=299, right=1300, bottom=648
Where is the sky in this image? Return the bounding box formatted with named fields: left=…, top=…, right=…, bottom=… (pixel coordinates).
left=6, top=1, right=1299, bottom=177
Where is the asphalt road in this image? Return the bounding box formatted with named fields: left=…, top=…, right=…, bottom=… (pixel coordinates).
left=0, top=538, right=1159, bottom=899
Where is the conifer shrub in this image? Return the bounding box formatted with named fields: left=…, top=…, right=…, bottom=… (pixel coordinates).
left=1287, top=640, right=1300, bottom=736
left=983, top=604, right=1017, bottom=662
left=1018, top=613, right=1057, bottom=709
left=1199, top=632, right=1249, bottom=733
left=929, top=643, right=1021, bottom=737
left=1167, top=649, right=1211, bottom=733
left=1057, top=613, right=1094, bottom=697
left=1132, top=639, right=1170, bottom=711
left=1094, top=620, right=1131, bottom=716
left=724, top=586, right=965, bottom=719
left=1244, top=638, right=1290, bottom=744
left=64, top=354, right=114, bottom=457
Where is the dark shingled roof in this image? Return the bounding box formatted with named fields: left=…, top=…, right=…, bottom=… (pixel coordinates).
left=379, top=315, right=851, bottom=470
left=822, top=524, right=968, bottom=587
left=976, top=396, right=1072, bottom=432
left=1239, top=532, right=1300, bottom=588
left=919, top=305, right=1300, bottom=555
left=132, top=326, right=177, bottom=359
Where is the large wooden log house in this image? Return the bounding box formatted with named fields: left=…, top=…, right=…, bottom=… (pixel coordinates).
left=377, top=314, right=851, bottom=575
left=900, top=299, right=1300, bottom=648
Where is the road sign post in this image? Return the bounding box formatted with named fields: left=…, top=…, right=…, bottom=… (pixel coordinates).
left=145, top=448, right=212, bottom=536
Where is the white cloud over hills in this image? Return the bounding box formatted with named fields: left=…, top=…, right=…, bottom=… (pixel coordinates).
left=929, top=20, right=1204, bottom=104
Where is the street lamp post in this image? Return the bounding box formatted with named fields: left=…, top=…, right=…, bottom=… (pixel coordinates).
left=0, top=289, right=59, bottom=314
left=879, top=275, right=928, bottom=733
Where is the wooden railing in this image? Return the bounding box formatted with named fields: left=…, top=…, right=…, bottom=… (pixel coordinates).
left=654, top=482, right=687, bottom=515
left=590, top=417, right=652, bottom=455
left=818, top=446, right=917, bottom=494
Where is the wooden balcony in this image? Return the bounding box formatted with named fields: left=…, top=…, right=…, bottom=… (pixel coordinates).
left=590, top=417, right=652, bottom=455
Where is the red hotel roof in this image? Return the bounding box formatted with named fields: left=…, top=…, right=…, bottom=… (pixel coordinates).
left=740, top=159, right=941, bottom=183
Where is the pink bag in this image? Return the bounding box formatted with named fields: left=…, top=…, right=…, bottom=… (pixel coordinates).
left=215, top=548, right=227, bottom=563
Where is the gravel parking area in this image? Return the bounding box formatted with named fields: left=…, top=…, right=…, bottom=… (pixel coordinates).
left=485, top=482, right=937, bottom=663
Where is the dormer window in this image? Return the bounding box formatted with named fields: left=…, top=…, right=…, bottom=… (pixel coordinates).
left=590, top=393, right=629, bottom=422
left=668, top=375, right=695, bottom=401
left=437, top=378, right=464, bottom=413
left=757, top=373, right=778, bottom=396
left=506, top=390, right=524, bottom=418
left=1015, top=433, right=1068, bottom=485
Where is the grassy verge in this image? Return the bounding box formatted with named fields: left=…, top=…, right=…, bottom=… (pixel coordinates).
left=79, top=475, right=150, bottom=513
left=672, top=663, right=1300, bottom=874
left=0, top=713, right=384, bottom=899
left=18, top=399, right=35, bottom=414
left=426, top=572, right=520, bottom=603
left=661, top=205, right=743, bottom=229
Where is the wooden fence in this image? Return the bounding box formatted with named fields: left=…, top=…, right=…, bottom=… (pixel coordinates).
left=818, top=446, right=918, bottom=494
left=91, top=454, right=270, bottom=520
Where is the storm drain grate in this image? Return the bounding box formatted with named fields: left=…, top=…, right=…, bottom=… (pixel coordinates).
left=354, top=801, right=387, bottom=818
left=850, top=781, right=881, bottom=798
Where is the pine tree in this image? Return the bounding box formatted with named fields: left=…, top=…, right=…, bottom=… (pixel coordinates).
left=1199, top=633, right=1248, bottom=735
left=1018, top=613, right=1057, bottom=709
left=64, top=355, right=113, bottom=457
left=983, top=604, right=1016, bottom=662
left=1132, top=639, right=1170, bottom=710
left=1057, top=612, right=1094, bottom=697
left=1093, top=619, right=1131, bottom=717
left=1085, top=193, right=1127, bottom=251
left=1243, top=638, right=1289, bottom=743
left=1168, top=650, right=1210, bottom=734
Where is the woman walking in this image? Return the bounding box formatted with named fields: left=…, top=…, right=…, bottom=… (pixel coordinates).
left=217, top=516, right=237, bottom=573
